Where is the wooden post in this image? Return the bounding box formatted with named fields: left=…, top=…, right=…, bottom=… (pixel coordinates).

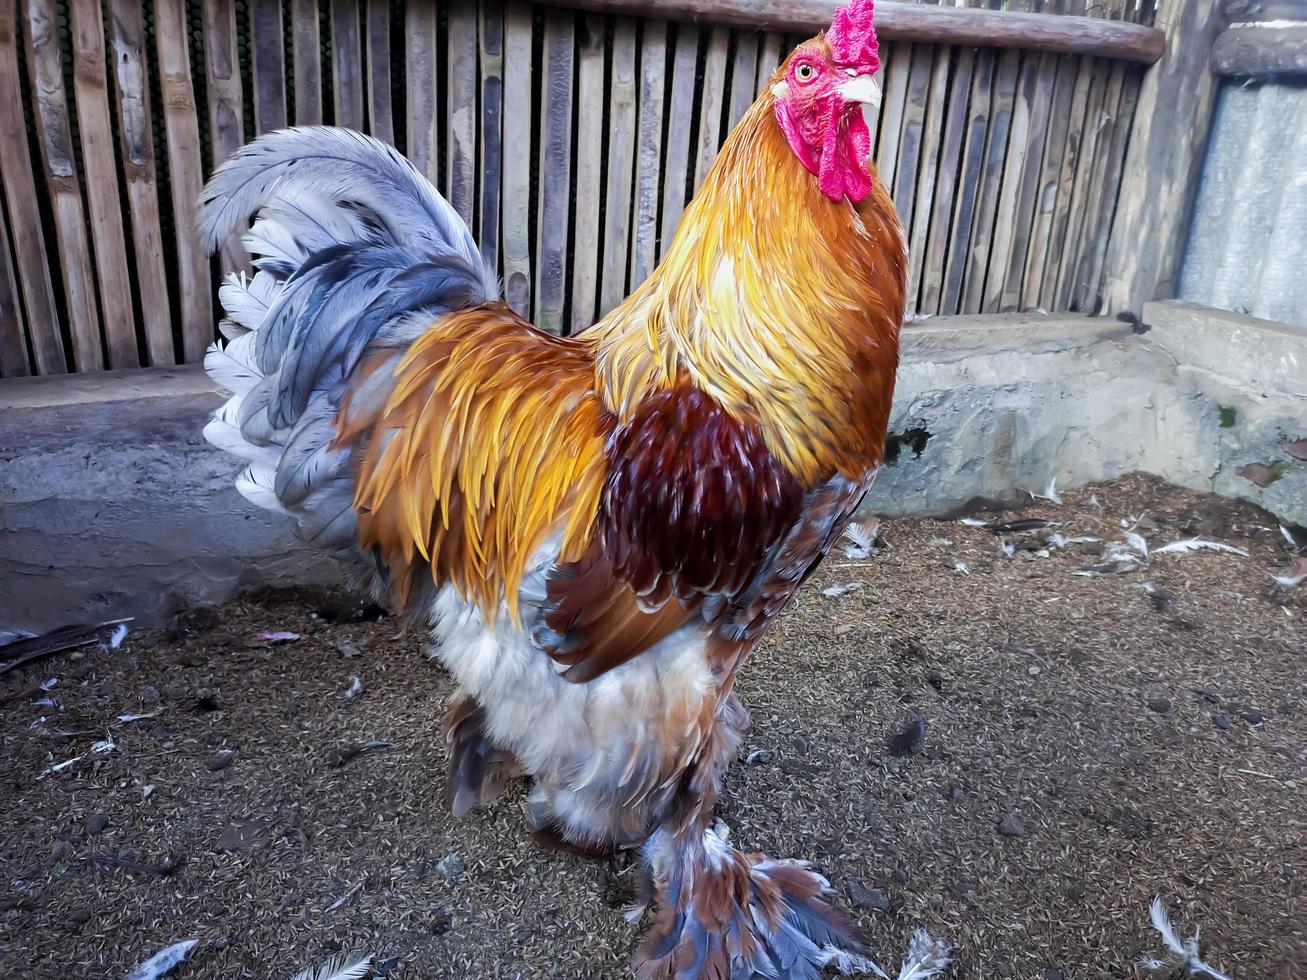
left=1101, top=0, right=1226, bottom=314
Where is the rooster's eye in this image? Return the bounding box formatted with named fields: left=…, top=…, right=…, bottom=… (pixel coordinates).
left=796, top=63, right=816, bottom=82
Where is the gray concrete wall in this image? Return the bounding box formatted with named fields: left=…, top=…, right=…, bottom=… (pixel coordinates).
left=0, top=369, right=338, bottom=633
left=2, top=303, right=1303, bottom=634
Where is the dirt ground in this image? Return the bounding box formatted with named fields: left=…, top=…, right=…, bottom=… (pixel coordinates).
left=1, top=473, right=1303, bottom=980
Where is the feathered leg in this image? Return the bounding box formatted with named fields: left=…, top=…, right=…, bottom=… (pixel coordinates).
left=445, top=695, right=523, bottom=817
left=634, top=697, right=874, bottom=980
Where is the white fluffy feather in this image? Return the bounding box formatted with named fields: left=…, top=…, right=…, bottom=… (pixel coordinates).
left=1153, top=538, right=1250, bottom=558
left=1144, top=897, right=1232, bottom=980
left=123, top=939, right=199, bottom=980
left=288, top=951, right=375, bottom=980
left=235, top=463, right=290, bottom=515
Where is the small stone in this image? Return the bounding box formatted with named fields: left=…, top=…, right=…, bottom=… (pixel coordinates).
left=1240, top=708, right=1265, bottom=725
left=195, top=687, right=220, bottom=712
left=949, top=787, right=966, bottom=804
left=207, top=748, right=237, bottom=771
left=161, top=679, right=189, bottom=700
left=833, top=624, right=855, bottom=636
left=86, top=812, right=109, bottom=835
left=436, top=853, right=464, bottom=883
left=1148, top=697, right=1172, bottom=715
left=997, top=813, right=1025, bottom=837
left=66, top=908, right=91, bottom=927
left=1213, top=714, right=1233, bottom=730
left=1044, top=969, right=1066, bottom=980
left=848, top=882, right=893, bottom=912
left=138, top=685, right=161, bottom=705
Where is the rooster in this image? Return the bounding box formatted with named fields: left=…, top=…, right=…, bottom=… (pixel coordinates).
left=199, top=1, right=905, bottom=975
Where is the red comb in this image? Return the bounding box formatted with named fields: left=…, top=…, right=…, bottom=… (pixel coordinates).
left=827, top=0, right=880, bottom=72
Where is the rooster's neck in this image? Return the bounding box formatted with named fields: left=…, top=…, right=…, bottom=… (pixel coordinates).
left=592, top=90, right=907, bottom=485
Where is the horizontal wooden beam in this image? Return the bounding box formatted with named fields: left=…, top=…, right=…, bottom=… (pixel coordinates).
left=543, top=0, right=1167, bottom=65
left=1213, top=24, right=1307, bottom=75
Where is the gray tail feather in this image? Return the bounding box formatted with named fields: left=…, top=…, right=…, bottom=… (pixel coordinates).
left=198, top=126, right=497, bottom=558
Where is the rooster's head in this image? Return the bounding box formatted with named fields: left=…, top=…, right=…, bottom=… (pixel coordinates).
left=772, top=0, right=882, bottom=204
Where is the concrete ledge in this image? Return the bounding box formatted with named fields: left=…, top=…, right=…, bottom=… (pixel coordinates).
left=1143, top=299, right=1306, bottom=523
left=1, top=305, right=1303, bottom=633
left=0, top=368, right=339, bottom=633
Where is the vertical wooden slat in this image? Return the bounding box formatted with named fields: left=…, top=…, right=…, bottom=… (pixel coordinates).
left=1020, top=49, right=1080, bottom=310
left=1082, top=72, right=1139, bottom=311
left=1069, top=64, right=1126, bottom=309
left=0, top=198, right=29, bottom=377
left=996, top=52, right=1056, bottom=311
left=203, top=0, right=248, bottom=271
left=365, top=0, right=392, bottom=143
left=500, top=2, right=532, bottom=314
left=292, top=0, right=322, bottom=125
left=25, top=0, right=102, bottom=372
left=904, top=46, right=949, bottom=312
left=534, top=8, right=574, bottom=333
left=693, top=28, right=730, bottom=190
left=251, top=0, right=286, bottom=132
left=630, top=20, right=666, bottom=287
left=1037, top=0, right=1091, bottom=308
left=599, top=17, right=637, bottom=316
left=756, top=32, right=782, bottom=94
left=156, top=0, right=213, bottom=362
left=107, top=0, right=174, bottom=366
left=961, top=48, right=1019, bottom=313
left=571, top=13, right=605, bottom=329
left=875, top=43, right=910, bottom=188
left=727, top=30, right=758, bottom=128
left=477, top=0, right=504, bottom=270
left=332, top=0, right=364, bottom=130
left=406, top=0, right=438, bottom=181
left=0, top=3, right=64, bottom=374
left=919, top=46, right=975, bottom=316
left=447, top=2, right=478, bottom=225
left=69, top=0, right=138, bottom=368
left=658, top=25, right=698, bottom=256
left=940, top=50, right=993, bottom=314
left=1039, top=56, right=1092, bottom=309
left=1054, top=57, right=1111, bottom=308
left=891, top=44, right=934, bottom=218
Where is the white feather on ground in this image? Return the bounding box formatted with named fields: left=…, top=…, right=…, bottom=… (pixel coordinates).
left=1153, top=538, right=1250, bottom=558
left=1022, top=477, right=1064, bottom=506
left=840, top=521, right=880, bottom=559
left=122, top=939, right=199, bottom=980
left=893, top=928, right=952, bottom=980
left=1142, top=897, right=1232, bottom=980
left=100, top=623, right=129, bottom=652
left=822, top=582, right=863, bottom=598
left=288, top=951, right=375, bottom=980
left=861, top=927, right=953, bottom=980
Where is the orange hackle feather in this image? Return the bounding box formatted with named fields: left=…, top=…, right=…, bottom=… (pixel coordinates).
left=593, top=38, right=906, bottom=488
left=340, top=305, right=608, bottom=621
